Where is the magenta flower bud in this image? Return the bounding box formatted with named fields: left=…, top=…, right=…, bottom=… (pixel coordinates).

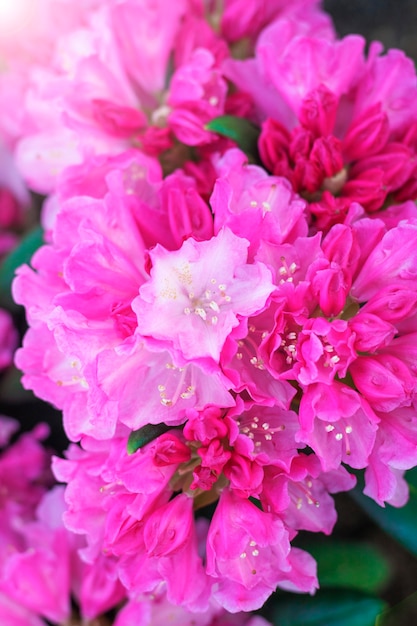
left=310, top=136, right=344, bottom=179
left=350, top=142, right=414, bottom=190
left=143, top=494, right=193, bottom=557
left=343, top=103, right=390, bottom=161
left=258, top=118, right=291, bottom=177
left=299, top=84, right=338, bottom=137
left=342, top=168, right=387, bottom=212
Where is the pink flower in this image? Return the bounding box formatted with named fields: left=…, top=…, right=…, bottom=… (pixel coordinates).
left=211, top=149, right=307, bottom=259
left=206, top=488, right=317, bottom=612
left=133, top=228, right=275, bottom=362
left=226, top=18, right=417, bottom=227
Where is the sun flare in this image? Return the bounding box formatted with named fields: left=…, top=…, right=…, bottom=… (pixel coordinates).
left=0, top=0, right=34, bottom=36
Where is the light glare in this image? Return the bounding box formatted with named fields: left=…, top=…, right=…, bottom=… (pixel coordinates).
left=0, top=0, right=34, bottom=36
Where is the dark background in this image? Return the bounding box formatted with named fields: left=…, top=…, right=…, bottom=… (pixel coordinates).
left=325, top=0, right=417, bottom=60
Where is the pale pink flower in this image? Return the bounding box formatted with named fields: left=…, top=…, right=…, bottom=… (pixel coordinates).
left=133, top=228, right=275, bottom=362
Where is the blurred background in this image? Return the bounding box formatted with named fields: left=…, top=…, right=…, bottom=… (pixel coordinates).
left=325, top=0, right=417, bottom=60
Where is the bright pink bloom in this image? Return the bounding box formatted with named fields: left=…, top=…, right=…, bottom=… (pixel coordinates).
left=134, top=228, right=275, bottom=363
left=206, top=488, right=317, bottom=612
left=211, top=149, right=307, bottom=259
left=226, top=19, right=417, bottom=226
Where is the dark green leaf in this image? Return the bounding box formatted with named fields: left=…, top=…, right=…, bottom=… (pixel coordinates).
left=205, top=115, right=260, bottom=159
left=0, top=226, right=44, bottom=309
left=271, top=590, right=387, bottom=626
left=301, top=540, right=390, bottom=594
left=350, top=468, right=417, bottom=558
left=127, top=423, right=172, bottom=454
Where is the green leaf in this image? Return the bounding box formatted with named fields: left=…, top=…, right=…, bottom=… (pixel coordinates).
left=205, top=115, right=260, bottom=159
left=271, top=590, right=387, bottom=626
left=127, top=423, right=172, bottom=454
left=0, top=226, right=44, bottom=309
left=300, top=540, right=390, bottom=594
left=350, top=468, right=417, bottom=558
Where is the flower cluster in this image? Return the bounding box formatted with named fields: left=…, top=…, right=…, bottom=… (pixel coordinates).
left=2, top=0, right=417, bottom=620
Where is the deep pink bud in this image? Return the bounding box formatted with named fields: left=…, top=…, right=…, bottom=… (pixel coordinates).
left=293, top=158, right=323, bottom=193
left=342, top=169, right=387, bottom=212
left=161, top=174, right=214, bottom=245
left=199, top=439, right=232, bottom=475
left=343, top=104, right=390, bottom=161
left=350, top=354, right=415, bottom=412
left=310, top=136, right=344, bottom=179
left=91, top=99, right=146, bottom=138
left=224, top=453, right=264, bottom=497
left=349, top=312, right=396, bottom=352
left=360, top=286, right=417, bottom=323
left=289, top=128, right=314, bottom=161
left=258, top=118, right=291, bottom=177
left=321, top=223, right=360, bottom=272
left=299, top=85, right=339, bottom=137
left=350, top=143, right=414, bottom=191
left=151, top=433, right=191, bottom=467
left=394, top=168, right=417, bottom=203
left=143, top=494, right=193, bottom=557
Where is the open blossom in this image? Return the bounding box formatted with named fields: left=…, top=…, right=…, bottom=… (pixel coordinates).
left=134, top=227, right=275, bottom=362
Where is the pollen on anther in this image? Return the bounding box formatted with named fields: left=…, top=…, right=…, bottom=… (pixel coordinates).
left=240, top=552, right=247, bottom=559
left=252, top=549, right=259, bottom=556
left=195, top=307, right=207, bottom=320
left=345, top=425, right=353, bottom=434
left=335, top=433, right=343, bottom=441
